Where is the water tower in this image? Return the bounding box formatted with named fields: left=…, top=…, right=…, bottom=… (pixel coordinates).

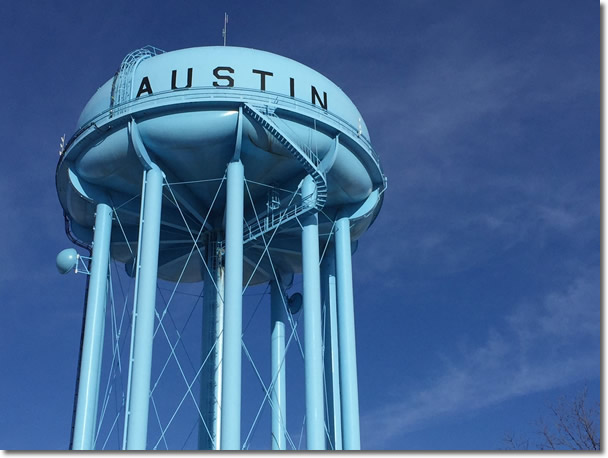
left=56, top=45, right=386, bottom=450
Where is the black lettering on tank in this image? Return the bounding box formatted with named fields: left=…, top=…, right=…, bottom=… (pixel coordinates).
left=311, top=86, right=327, bottom=109
left=252, top=69, right=273, bottom=91
left=136, top=77, right=153, bottom=97
left=213, top=66, right=235, bottom=87
left=171, top=68, right=193, bottom=89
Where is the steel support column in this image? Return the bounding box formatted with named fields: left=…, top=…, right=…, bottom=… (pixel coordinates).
left=124, top=167, right=164, bottom=450
left=301, top=175, right=325, bottom=450
left=270, top=279, right=287, bottom=450
left=335, top=216, right=360, bottom=450
left=321, top=250, right=343, bottom=450
left=199, top=232, right=224, bottom=450
left=72, top=202, right=112, bottom=450
left=220, top=160, right=244, bottom=450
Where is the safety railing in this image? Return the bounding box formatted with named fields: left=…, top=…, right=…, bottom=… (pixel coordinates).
left=67, top=86, right=381, bottom=171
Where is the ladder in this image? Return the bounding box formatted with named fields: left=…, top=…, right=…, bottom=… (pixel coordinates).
left=110, top=46, right=164, bottom=117
left=241, top=104, right=329, bottom=245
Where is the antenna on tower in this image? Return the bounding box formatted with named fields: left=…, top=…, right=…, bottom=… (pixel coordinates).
left=222, top=13, right=228, bottom=46
left=59, top=134, right=66, bottom=155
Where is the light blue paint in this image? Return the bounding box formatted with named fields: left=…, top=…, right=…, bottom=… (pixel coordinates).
left=335, top=216, right=360, bottom=450
left=124, top=166, right=164, bottom=450
left=57, top=47, right=385, bottom=287
left=321, top=251, right=343, bottom=450
left=72, top=202, right=112, bottom=450
left=78, top=47, right=371, bottom=142
left=56, top=248, right=78, bottom=274
left=57, top=45, right=385, bottom=451
left=270, top=279, right=287, bottom=450
left=301, top=175, right=326, bottom=450
left=220, top=160, right=244, bottom=450
left=199, top=233, right=224, bottom=450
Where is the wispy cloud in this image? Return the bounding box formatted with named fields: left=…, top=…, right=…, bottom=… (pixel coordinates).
left=349, top=4, right=598, bottom=283
left=360, top=271, right=600, bottom=448
left=357, top=167, right=598, bottom=285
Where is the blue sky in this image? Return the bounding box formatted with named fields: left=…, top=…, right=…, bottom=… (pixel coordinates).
left=0, top=0, right=600, bottom=451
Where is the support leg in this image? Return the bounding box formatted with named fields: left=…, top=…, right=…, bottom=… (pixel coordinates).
left=270, top=279, right=287, bottom=450
left=72, top=202, right=112, bottom=450
left=220, top=160, right=244, bottom=450
left=199, top=232, right=224, bottom=449
left=301, top=175, right=325, bottom=450
left=321, top=250, right=342, bottom=450
left=335, top=217, right=361, bottom=450
left=124, top=167, right=164, bottom=450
